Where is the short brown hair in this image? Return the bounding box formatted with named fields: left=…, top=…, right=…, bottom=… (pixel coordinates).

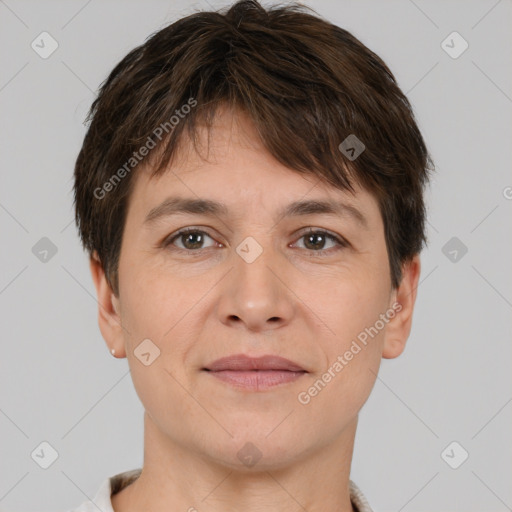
left=74, top=0, right=433, bottom=296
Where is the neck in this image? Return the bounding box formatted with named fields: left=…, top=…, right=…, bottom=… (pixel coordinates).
left=112, top=412, right=357, bottom=512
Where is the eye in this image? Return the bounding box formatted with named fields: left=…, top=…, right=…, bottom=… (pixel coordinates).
left=164, top=228, right=219, bottom=251
left=162, top=227, right=348, bottom=255
left=292, top=229, right=348, bottom=254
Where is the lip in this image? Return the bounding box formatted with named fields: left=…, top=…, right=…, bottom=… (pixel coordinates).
left=203, top=354, right=307, bottom=391
left=204, top=354, right=306, bottom=372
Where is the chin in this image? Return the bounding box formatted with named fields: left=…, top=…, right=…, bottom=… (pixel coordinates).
left=202, top=429, right=311, bottom=472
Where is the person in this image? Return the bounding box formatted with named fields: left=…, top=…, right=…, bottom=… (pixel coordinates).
left=71, top=1, right=433, bottom=510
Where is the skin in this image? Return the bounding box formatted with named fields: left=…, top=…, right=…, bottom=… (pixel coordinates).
left=90, top=106, right=421, bottom=512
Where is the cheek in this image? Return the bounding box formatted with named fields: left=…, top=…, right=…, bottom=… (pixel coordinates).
left=303, top=265, right=390, bottom=347
left=296, top=313, right=384, bottom=433
left=119, top=269, right=201, bottom=429
left=118, top=259, right=211, bottom=387
left=298, top=272, right=389, bottom=404
left=129, top=359, right=199, bottom=442
left=118, top=255, right=189, bottom=337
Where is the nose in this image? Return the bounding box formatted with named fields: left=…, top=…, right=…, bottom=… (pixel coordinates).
left=215, top=242, right=295, bottom=333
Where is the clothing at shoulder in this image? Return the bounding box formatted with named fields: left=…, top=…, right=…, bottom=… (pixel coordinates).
left=64, top=469, right=141, bottom=512
left=66, top=468, right=374, bottom=512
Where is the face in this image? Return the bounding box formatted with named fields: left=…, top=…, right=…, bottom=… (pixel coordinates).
left=91, top=107, right=420, bottom=471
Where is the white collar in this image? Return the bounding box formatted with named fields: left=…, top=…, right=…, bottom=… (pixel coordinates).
left=73, top=468, right=373, bottom=512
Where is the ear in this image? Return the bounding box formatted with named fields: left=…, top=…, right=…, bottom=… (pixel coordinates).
left=382, top=254, right=421, bottom=359
left=89, top=251, right=126, bottom=358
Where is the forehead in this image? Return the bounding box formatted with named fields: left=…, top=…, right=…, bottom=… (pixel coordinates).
left=127, top=108, right=381, bottom=229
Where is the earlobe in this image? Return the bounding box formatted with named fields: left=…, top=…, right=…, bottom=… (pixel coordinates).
left=89, top=252, right=127, bottom=358
left=382, top=255, right=421, bottom=359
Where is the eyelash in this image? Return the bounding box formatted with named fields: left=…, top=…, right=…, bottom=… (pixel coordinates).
left=163, top=227, right=348, bottom=256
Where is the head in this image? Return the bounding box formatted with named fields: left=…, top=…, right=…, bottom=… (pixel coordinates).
left=75, top=0, right=432, bottom=470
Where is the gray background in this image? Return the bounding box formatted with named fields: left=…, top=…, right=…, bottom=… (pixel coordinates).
left=1, top=0, right=511, bottom=511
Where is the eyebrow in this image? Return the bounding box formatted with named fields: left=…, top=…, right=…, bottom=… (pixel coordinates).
left=143, top=196, right=368, bottom=229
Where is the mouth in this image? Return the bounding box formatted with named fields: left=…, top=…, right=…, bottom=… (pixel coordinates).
left=202, top=354, right=307, bottom=391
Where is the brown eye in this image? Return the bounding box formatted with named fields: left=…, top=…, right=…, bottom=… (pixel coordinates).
left=165, top=229, right=216, bottom=251
left=163, top=227, right=347, bottom=255
left=293, top=229, right=347, bottom=254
